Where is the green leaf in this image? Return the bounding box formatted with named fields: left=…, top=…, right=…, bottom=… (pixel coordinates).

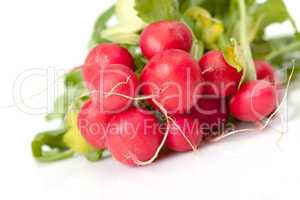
left=196, top=0, right=254, bottom=18
left=116, top=0, right=146, bottom=26
left=45, top=85, right=87, bottom=122
left=135, top=0, right=180, bottom=23
left=179, top=0, right=205, bottom=12
left=253, top=0, right=290, bottom=36
left=103, top=33, right=140, bottom=45
left=198, top=0, right=230, bottom=18
left=46, top=70, right=87, bottom=122
left=102, top=1, right=146, bottom=45
left=223, top=39, right=244, bottom=72
left=101, top=24, right=141, bottom=45
left=88, top=5, right=115, bottom=49
left=65, top=69, right=84, bottom=87
left=185, top=6, right=224, bottom=49
left=31, top=128, right=74, bottom=162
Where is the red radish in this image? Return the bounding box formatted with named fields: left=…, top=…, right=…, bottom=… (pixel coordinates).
left=78, top=99, right=111, bottom=149
left=166, top=115, right=203, bottom=152
left=191, top=98, right=228, bottom=130
left=140, top=49, right=203, bottom=114
left=255, top=61, right=284, bottom=103
left=229, top=80, right=277, bottom=122
left=83, top=43, right=135, bottom=91
left=140, top=20, right=193, bottom=59
left=254, top=60, right=276, bottom=83
left=106, top=108, right=163, bottom=166
left=91, top=64, right=139, bottom=114
left=199, top=51, right=242, bottom=97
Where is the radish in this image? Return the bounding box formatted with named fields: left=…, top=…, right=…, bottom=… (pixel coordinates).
left=91, top=64, right=139, bottom=114
left=254, top=60, right=276, bottom=83
left=83, top=43, right=135, bottom=91
left=199, top=50, right=242, bottom=97
left=191, top=98, right=228, bottom=131
left=140, top=49, right=203, bottom=114
left=140, top=20, right=193, bottom=59
left=229, top=80, right=277, bottom=122
left=166, top=115, right=203, bottom=152
left=255, top=60, right=285, bottom=104
left=106, top=107, right=163, bottom=166
left=77, top=99, right=111, bottom=149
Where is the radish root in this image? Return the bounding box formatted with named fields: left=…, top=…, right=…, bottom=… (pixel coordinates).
left=105, top=75, right=131, bottom=98
left=99, top=81, right=196, bottom=165
left=167, top=117, right=198, bottom=152
left=130, top=98, right=172, bottom=166
left=80, top=87, right=194, bottom=165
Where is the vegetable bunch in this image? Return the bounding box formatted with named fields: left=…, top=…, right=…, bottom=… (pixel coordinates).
left=31, top=0, right=300, bottom=166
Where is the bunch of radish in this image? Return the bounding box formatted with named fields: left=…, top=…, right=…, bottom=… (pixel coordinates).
left=76, top=20, right=279, bottom=166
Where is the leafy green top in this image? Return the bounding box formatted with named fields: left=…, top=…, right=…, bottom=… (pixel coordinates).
left=135, top=0, right=180, bottom=23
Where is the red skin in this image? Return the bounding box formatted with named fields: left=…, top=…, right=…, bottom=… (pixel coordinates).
left=229, top=80, right=277, bottom=122
left=199, top=51, right=242, bottom=97
left=78, top=99, right=111, bottom=149
left=254, top=60, right=276, bottom=83
left=83, top=43, right=135, bottom=91
left=166, top=115, right=203, bottom=152
left=91, top=64, right=139, bottom=114
left=140, top=20, right=193, bottom=59
left=255, top=60, right=284, bottom=103
left=106, top=108, right=163, bottom=166
left=191, top=98, right=228, bottom=130
left=140, top=49, right=203, bottom=114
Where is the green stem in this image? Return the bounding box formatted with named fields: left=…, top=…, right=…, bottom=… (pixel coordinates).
left=84, top=150, right=104, bottom=162
left=248, top=14, right=264, bottom=42
left=239, top=0, right=257, bottom=81
left=88, top=5, right=115, bottom=49
left=289, top=15, right=299, bottom=34
left=181, top=17, right=204, bottom=60
left=31, top=128, right=75, bottom=162
left=266, top=41, right=300, bottom=61
left=36, top=150, right=74, bottom=163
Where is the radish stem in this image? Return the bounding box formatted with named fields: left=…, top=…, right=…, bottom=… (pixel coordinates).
left=238, top=0, right=257, bottom=81
left=266, top=41, right=300, bottom=61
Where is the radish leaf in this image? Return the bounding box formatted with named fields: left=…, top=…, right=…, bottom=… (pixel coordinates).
left=223, top=39, right=244, bottom=72
left=88, top=5, right=115, bottom=49
left=135, top=0, right=180, bottom=23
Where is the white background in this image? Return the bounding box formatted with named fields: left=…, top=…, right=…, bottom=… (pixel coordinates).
left=1, top=0, right=300, bottom=200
